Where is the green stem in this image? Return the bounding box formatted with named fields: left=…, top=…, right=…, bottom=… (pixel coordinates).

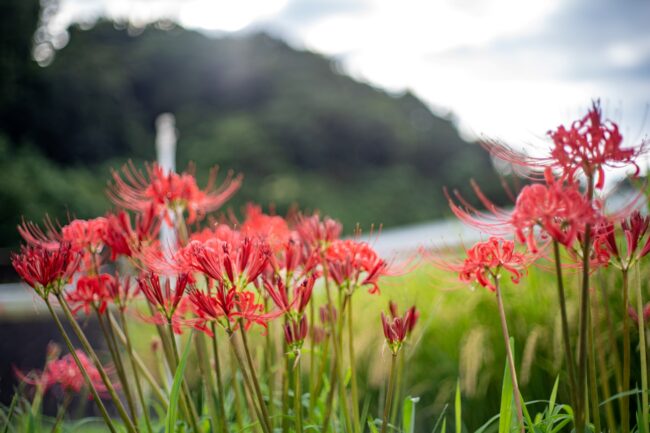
left=109, top=312, right=168, bottom=408
left=551, top=241, right=578, bottom=411
left=117, top=310, right=154, bottom=433
left=380, top=353, right=398, bottom=433
left=211, top=324, right=228, bottom=433
left=635, top=264, right=649, bottom=430
left=238, top=320, right=273, bottom=433
left=309, top=298, right=317, bottom=414
left=348, top=294, right=361, bottom=433
left=229, top=331, right=271, bottom=433
left=321, top=354, right=339, bottom=433
left=229, top=343, right=245, bottom=431
left=390, top=351, right=404, bottom=426
left=592, top=287, right=617, bottom=433
left=587, top=301, right=600, bottom=433
left=576, top=176, right=594, bottom=433
left=55, top=294, right=137, bottom=433
left=494, top=277, right=524, bottom=433
left=44, top=299, right=117, bottom=433
left=622, top=268, right=631, bottom=433
left=96, top=310, right=139, bottom=425
left=195, top=331, right=221, bottom=433
left=166, top=321, right=201, bottom=433
left=294, top=356, right=303, bottom=433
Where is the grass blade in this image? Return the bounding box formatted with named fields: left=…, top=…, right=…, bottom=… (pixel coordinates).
left=402, top=396, right=420, bottom=433
left=498, top=339, right=514, bottom=433
left=166, top=331, right=193, bottom=433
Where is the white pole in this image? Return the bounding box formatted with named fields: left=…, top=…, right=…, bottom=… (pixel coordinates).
left=155, top=113, right=178, bottom=254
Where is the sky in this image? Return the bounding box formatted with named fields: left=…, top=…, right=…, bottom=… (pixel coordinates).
left=53, top=0, right=650, bottom=156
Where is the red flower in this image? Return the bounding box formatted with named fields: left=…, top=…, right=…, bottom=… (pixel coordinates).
left=11, top=243, right=81, bottom=297
left=381, top=302, right=418, bottom=354
left=103, top=206, right=160, bottom=260
left=548, top=101, right=645, bottom=189
left=325, top=239, right=388, bottom=294
left=16, top=349, right=111, bottom=397
left=241, top=204, right=291, bottom=253
left=191, top=237, right=271, bottom=287
left=66, top=274, right=113, bottom=315
left=284, top=316, right=308, bottom=349
left=594, top=211, right=650, bottom=268
left=109, top=161, right=242, bottom=223
left=106, top=275, right=137, bottom=311
left=459, top=237, right=528, bottom=292
left=295, top=213, right=342, bottom=250
left=138, top=272, right=190, bottom=321
left=189, top=282, right=275, bottom=333
left=511, top=169, right=598, bottom=252
left=263, top=275, right=314, bottom=315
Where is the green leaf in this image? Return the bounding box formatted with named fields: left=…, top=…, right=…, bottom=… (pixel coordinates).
left=455, top=380, right=461, bottom=433
left=498, top=339, right=514, bottom=433
left=368, top=419, right=379, bottom=433
left=402, top=396, right=420, bottom=433
left=166, top=331, right=194, bottom=433
left=2, top=392, right=19, bottom=433
left=430, top=404, right=448, bottom=433
left=441, top=417, right=447, bottom=433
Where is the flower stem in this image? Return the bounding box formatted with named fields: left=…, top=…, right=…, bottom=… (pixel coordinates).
left=44, top=298, right=117, bottom=433
left=587, top=303, right=600, bottom=433
left=165, top=322, right=201, bottom=433
left=55, top=294, right=138, bottom=433
left=195, top=331, right=221, bottom=433
left=108, top=313, right=168, bottom=408
left=294, top=356, right=303, bottom=433
left=117, top=309, right=154, bottom=433
left=211, top=324, right=228, bottom=433
left=380, top=353, right=398, bottom=433
left=238, top=321, right=273, bottom=433
left=591, top=287, right=617, bottom=433
left=348, top=294, right=361, bottom=433
left=494, top=278, right=524, bottom=433
left=96, top=310, right=138, bottom=424
left=551, top=241, right=578, bottom=411
left=229, top=342, right=245, bottom=431
left=622, top=268, right=631, bottom=433
left=635, top=264, right=649, bottom=429
left=228, top=330, right=271, bottom=433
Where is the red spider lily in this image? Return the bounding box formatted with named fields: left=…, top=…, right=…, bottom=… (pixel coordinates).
left=189, top=281, right=275, bottom=333
left=190, top=237, right=271, bottom=287
left=106, top=275, right=138, bottom=311
left=325, top=239, right=389, bottom=294
left=594, top=211, right=650, bottom=269
left=16, top=349, right=111, bottom=397
left=295, top=213, right=342, bottom=250
left=241, top=204, right=291, bottom=253
left=66, top=274, right=114, bottom=315
left=512, top=169, right=598, bottom=252
left=284, top=315, right=308, bottom=349
left=457, top=237, right=528, bottom=292
left=138, top=272, right=191, bottom=321
left=388, top=301, right=419, bottom=335
left=481, top=102, right=646, bottom=189
left=103, top=206, right=160, bottom=260
left=263, top=275, right=315, bottom=315
left=381, top=302, right=418, bottom=354
left=109, top=161, right=242, bottom=223
left=11, top=243, right=81, bottom=298
left=61, top=218, right=108, bottom=253
left=548, top=101, right=646, bottom=189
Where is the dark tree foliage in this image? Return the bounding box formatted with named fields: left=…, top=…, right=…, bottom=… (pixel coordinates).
left=0, top=13, right=507, bottom=252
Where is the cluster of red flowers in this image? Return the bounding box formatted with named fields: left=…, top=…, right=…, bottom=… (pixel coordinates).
left=11, top=161, right=402, bottom=353
left=443, top=102, right=647, bottom=289
left=15, top=344, right=110, bottom=397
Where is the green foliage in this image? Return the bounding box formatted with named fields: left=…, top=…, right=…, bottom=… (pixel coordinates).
left=167, top=333, right=194, bottom=433
left=0, top=15, right=506, bottom=248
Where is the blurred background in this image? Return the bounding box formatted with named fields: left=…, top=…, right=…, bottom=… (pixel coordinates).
left=1, top=0, right=650, bottom=429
